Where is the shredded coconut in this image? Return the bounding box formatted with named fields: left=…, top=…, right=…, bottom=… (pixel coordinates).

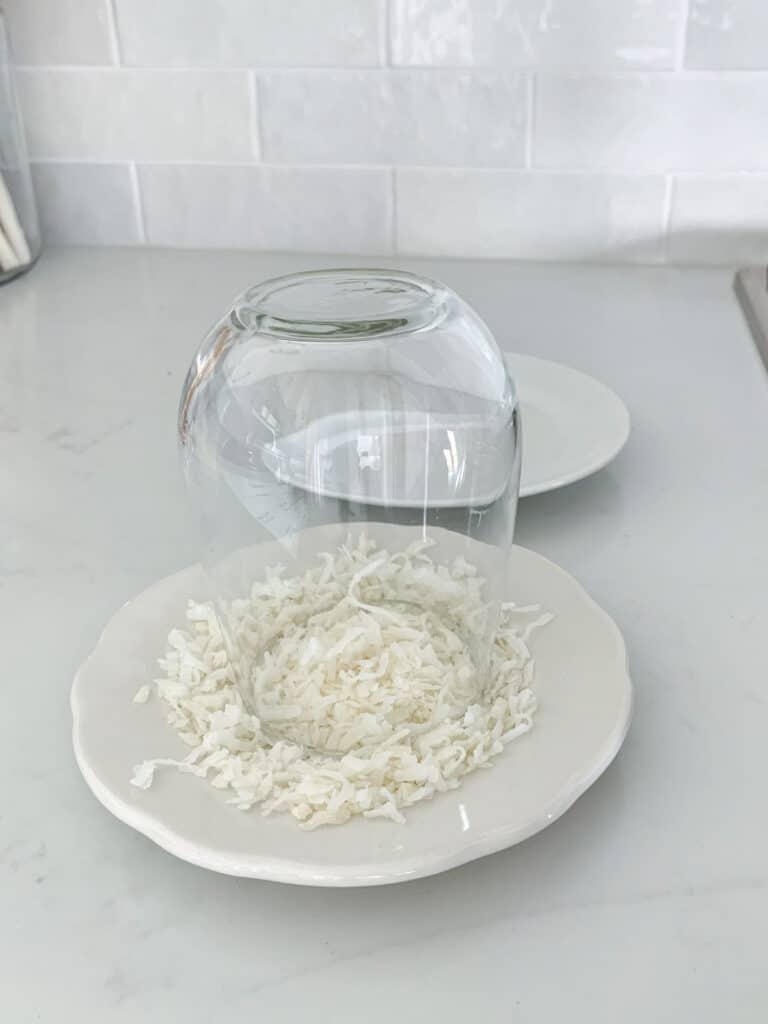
left=131, top=535, right=552, bottom=829
left=132, top=684, right=151, bottom=704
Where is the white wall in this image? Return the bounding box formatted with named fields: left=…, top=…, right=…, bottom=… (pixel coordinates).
left=7, top=0, right=768, bottom=264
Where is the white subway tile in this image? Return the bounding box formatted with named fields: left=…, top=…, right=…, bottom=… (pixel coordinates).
left=139, top=165, right=392, bottom=252
left=31, top=163, right=140, bottom=245
left=261, top=70, right=526, bottom=166
left=391, top=0, right=683, bottom=70
left=396, top=169, right=665, bottom=260
left=114, top=0, right=381, bottom=68
left=668, top=175, right=768, bottom=263
left=16, top=70, right=251, bottom=162
left=535, top=74, right=768, bottom=172
left=3, top=0, right=113, bottom=65
left=686, top=0, right=768, bottom=69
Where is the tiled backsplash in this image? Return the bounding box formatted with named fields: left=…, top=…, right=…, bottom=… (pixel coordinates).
left=6, top=0, right=768, bottom=263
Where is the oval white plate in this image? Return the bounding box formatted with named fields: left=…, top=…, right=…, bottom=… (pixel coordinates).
left=71, top=530, right=632, bottom=887
left=509, top=354, right=631, bottom=497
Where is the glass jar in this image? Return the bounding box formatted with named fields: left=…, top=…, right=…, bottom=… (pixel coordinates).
left=179, top=269, right=520, bottom=754
left=0, top=11, right=40, bottom=285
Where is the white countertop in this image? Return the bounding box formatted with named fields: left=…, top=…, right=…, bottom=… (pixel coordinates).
left=3, top=248, right=767, bottom=1021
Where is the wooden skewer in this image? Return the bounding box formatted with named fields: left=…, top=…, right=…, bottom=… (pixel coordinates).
left=0, top=224, right=20, bottom=271
left=0, top=171, right=31, bottom=266
left=0, top=222, right=20, bottom=272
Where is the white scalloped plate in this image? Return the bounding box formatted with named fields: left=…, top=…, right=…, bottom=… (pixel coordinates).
left=71, top=529, right=632, bottom=887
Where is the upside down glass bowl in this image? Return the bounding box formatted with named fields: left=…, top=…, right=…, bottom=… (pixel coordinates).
left=179, top=269, right=521, bottom=752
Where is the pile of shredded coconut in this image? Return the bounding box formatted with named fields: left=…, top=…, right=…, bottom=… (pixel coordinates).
left=131, top=535, right=552, bottom=829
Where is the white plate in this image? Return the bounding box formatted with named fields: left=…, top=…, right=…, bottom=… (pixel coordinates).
left=509, top=354, right=631, bottom=497
left=252, top=355, right=628, bottom=507
left=71, top=525, right=632, bottom=887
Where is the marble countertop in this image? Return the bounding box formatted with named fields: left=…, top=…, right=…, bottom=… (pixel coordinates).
left=3, top=248, right=767, bottom=1021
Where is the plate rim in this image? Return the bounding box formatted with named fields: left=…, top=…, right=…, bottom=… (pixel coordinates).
left=506, top=353, right=631, bottom=498
left=71, top=549, right=633, bottom=887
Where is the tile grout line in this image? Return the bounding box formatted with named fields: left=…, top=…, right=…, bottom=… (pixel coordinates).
left=129, top=161, right=147, bottom=243
left=105, top=0, right=122, bottom=66
left=249, top=71, right=262, bottom=161
left=525, top=73, right=536, bottom=170
left=32, top=157, right=752, bottom=179
left=381, top=0, right=392, bottom=67
left=390, top=167, right=398, bottom=254
left=675, top=0, right=692, bottom=71
left=17, top=64, right=768, bottom=79
left=661, top=174, right=675, bottom=262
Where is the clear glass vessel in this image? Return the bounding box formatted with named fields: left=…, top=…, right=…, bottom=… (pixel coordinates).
left=179, top=269, right=520, bottom=753
left=0, top=12, right=40, bottom=285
